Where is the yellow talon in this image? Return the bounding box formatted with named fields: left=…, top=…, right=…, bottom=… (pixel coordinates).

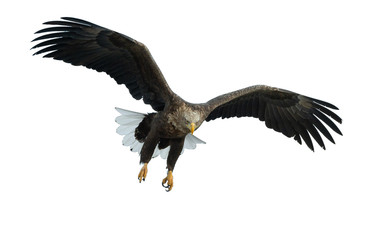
left=162, top=170, right=174, bottom=192
left=138, top=163, right=148, bottom=183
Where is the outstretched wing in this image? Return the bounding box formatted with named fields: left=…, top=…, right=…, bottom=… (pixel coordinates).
left=32, top=17, right=174, bottom=111
left=205, top=85, right=342, bottom=151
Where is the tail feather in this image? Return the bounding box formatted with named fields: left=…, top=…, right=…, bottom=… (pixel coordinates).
left=116, top=125, right=134, bottom=135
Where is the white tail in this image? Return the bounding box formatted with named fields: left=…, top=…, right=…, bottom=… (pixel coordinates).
left=115, top=107, right=205, bottom=159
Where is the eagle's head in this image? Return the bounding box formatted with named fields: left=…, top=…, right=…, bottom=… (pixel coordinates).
left=182, top=111, right=202, bottom=135
left=167, top=103, right=206, bottom=136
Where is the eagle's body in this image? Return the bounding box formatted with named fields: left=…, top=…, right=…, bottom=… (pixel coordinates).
left=32, top=17, right=342, bottom=191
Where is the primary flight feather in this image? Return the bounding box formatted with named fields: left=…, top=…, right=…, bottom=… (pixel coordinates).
left=32, top=17, right=342, bottom=191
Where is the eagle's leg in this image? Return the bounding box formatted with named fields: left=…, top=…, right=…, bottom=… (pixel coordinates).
left=138, top=163, right=148, bottom=183
left=162, top=170, right=173, bottom=191
left=162, top=137, right=185, bottom=192
left=138, top=131, right=159, bottom=183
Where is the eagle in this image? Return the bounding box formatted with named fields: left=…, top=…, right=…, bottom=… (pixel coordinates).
left=32, top=17, right=342, bottom=191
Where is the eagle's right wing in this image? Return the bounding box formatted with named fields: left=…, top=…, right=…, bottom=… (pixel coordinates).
left=32, top=17, right=175, bottom=111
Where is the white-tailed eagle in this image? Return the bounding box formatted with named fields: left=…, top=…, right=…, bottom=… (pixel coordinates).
left=32, top=17, right=342, bottom=191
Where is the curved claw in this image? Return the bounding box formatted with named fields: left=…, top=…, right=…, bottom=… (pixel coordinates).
left=138, top=163, right=148, bottom=183
left=161, top=170, right=173, bottom=192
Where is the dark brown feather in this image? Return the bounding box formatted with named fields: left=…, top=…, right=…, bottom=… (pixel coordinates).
left=134, top=113, right=156, bottom=142
left=205, top=85, right=342, bottom=151
left=32, top=17, right=175, bottom=111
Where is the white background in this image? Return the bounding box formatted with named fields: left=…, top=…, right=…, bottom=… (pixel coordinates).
left=1, top=0, right=376, bottom=239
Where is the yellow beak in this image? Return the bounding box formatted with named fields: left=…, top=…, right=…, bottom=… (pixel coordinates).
left=190, top=122, right=196, bottom=135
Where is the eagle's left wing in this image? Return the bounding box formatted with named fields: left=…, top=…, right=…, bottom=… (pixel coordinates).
left=205, top=85, right=342, bottom=151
